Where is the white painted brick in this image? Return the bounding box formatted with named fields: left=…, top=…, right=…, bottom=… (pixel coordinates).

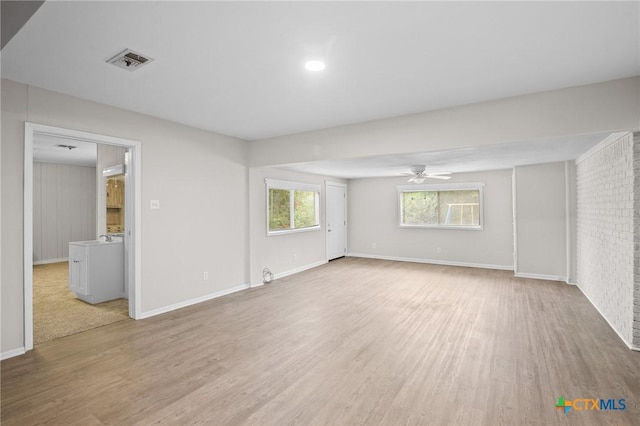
left=577, top=132, right=636, bottom=345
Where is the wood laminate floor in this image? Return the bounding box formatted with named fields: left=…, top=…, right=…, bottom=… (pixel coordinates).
left=2, top=257, right=639, bottom=425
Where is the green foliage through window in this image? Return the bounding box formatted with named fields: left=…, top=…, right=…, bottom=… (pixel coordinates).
left=401, top=188, right=480, bottom=227
left=268, top=187, right=319, bottom=233
left=269, top=189, right=291, bottom=230
left=293, top=190, right=316, bottom=228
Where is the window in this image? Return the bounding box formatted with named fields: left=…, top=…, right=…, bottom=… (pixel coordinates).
left=266, top=179, right=320, bottom=235
left=398, top=183, right=483, bottom=229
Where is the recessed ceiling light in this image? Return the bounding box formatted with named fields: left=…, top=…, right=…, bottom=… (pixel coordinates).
left=305, top=60, right=326, bottom=71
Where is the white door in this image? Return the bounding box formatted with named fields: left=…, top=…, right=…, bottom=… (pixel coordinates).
left=326, top=182, right=347, bottom=260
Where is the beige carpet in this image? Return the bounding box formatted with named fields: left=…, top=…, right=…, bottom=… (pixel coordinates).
left=33, top=262, right=130, bottom=345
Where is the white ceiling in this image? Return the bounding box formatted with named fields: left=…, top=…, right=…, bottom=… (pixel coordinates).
left=2, top=1, right=638, bottom=143
left=3, top=2, right=638, bottom=177
left=277, top=132, right=612, bottom=179
left=33, top=134, right=97, bottom=167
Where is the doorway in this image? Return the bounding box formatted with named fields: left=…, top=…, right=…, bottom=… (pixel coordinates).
left=24, top=123, right=142, bottom=351
left=326, top=181, right=347, bottom=260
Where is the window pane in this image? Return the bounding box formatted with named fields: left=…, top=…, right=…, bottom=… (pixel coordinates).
left=293, top=190, right=317, bottom=228
left=402, top=191, right=438, bottom=225
left=438, top=190, right=479, bottom=226
left=269, top=189, right=290, bottom=230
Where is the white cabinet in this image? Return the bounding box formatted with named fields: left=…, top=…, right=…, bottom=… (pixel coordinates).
left=69, top=240, right=124, bottom=304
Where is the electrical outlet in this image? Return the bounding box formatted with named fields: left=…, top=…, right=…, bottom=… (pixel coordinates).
left=293, top=253, right=298, bottom=261
left=150, top=200, right=160, bottom=209
left=372, top=242, right=377, bottom=249
left=437, top=247, right=442, bottom=253
left=203, top=271, right=208, bottom=281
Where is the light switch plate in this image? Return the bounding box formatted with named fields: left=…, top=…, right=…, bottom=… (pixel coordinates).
left=150, top=200, right=160, bottom=209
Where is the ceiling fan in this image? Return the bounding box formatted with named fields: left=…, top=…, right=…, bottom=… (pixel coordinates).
left=404, top=165, right=451, bottom=183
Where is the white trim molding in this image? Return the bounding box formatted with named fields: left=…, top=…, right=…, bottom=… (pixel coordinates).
left=347, top=253, right=513, bottom=271
left=138, top=284, right=250, bottom=319
left=397, top=182, right=485, bottom=230
left=250, top=260, right=328, bottom=287
left=265, top=178, right=321, bottom=192
left=265, top=178, right=321, bottom=236
left=24, top=122, right=143, bottom=351
left=273, top=260, right=328, bottom=280
left=33, top=257, right=69, bottom=266
left=514, top=272, right=568, bottom=283
left=1, top=347, right=26, bottom=361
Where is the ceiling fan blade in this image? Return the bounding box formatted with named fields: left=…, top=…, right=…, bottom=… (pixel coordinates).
left=426, top=175, right=451, bottom=180
left=426, top=171, right=452, bottom=176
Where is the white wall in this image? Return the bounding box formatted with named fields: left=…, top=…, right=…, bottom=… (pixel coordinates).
left=513, top=162, right=568, bottom=280
left=4, top=75, right=639, bottom=357
left=1, top=79, right=249, bottom=355
left=1, top=79, right=28, bottom=353
left=249, top=167, right=346, bottom=285
left=249, top=77, right=640, bottom=168
left=33, top=162, right=96, bottom=263
left=576, top=132, right=635, bottom=347
left=348, top=169, right=514, bottom=269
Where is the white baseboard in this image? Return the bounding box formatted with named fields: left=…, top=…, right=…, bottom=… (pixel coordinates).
left=247, top=260, right=329, bottom=288
left=273, top=260, right=328, bottom=280
left=139, top=260, right=328, bottom=319
left=514, top=272, right=568, bottom=282
left=1, top=346, right=26, bottom=361
left=33, top=257, right=68, bottom=266
left=575, top=284, right=635, bottom=351
left=347, top=253, right=513, bottom=271
left=138, top=283, right=250, bottom=319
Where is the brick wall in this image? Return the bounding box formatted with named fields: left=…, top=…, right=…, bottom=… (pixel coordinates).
left=576, top=132, right=635, bottom=346
left=634, top=133, right=640, bottom=348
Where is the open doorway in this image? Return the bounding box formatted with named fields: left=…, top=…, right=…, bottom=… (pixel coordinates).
left=24, top=123, right=141, bottom=351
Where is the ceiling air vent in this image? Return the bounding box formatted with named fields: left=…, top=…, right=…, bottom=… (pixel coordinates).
left=107, top=49, right=153, bottom=72
left=56, top=144, right=77, bottom=150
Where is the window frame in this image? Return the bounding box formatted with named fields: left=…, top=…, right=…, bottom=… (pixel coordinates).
left=397, top=182, right=484, bottom=230
left=266, top=179, right=321, bottom=236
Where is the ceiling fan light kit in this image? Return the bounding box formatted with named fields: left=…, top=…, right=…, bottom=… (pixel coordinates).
left=405, top=164, right=452, bottom=183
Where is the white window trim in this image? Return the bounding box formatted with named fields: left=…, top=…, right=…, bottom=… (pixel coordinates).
left=398, top=182, right=484, bottom=230
left=266, top=179, right=321, bottom=236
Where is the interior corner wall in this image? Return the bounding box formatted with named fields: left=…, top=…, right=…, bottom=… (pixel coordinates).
left=1, top=79, right=249, bottom=355
left=634, top=132, right=640, bottom=349
left=576, top=132, right=635, bottom=347
left=513, top=162, right=568, bottom=280
left=348, top=169, right=514, bottom=269
left=248, top=167, right=346, bottom=286
left=566, top=161, right=578, bottom=284
left=33, top=162, right=96, bottom=263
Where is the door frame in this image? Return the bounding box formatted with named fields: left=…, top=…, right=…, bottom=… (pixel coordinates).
left=325, top=181, right=348, bottom=261
left=24, top=122, right=142, bottom=351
